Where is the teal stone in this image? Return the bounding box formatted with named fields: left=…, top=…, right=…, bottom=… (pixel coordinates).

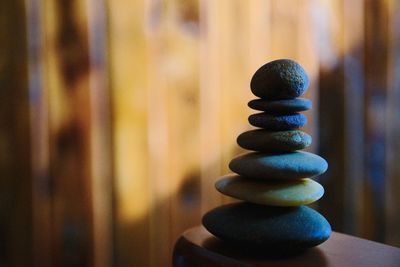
left=250, top=59, right=309, bottom=100
left=248, top=98, right=312, bottom=113
left=237, top=130, right=311, bottom=152
left=249, top=112, right=307, bottom=131
left=202, top=203, right=331, bottom=252
left=229, top=151, right=328, bottom=180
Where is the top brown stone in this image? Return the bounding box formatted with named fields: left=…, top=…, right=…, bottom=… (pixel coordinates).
left=250, top=59, right=309, bottom=100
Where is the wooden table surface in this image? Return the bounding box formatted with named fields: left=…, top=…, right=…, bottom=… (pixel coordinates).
left=173, top=226, right=400, bottom=267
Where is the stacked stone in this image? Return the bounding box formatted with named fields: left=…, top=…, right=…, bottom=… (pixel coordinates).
left=202, top=59, right=331, bottom=254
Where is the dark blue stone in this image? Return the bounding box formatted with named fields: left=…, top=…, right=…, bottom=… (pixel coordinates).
left=202, top=203, right=331, bottom=252
left=229, top=151, right=328, bottom=180
left=249, top=112, right=307, bottom=130
left=248, top=98, right=312, bottom=113
left=250, top=59, right=309, bottom=100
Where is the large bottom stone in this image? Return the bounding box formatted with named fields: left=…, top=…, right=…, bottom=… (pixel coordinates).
left=202, top=203, right=331, bottom=253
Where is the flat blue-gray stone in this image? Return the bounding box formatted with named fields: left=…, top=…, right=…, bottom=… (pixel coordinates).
left=237, top=130, right=311, bottom=152
left=250, top=59, right=309, bottom=100
left=249, top=112, right=307, bottom=130
left=202, top=203, right=331, bottom=252
left=248, top=98, right=312, bottom=113
left=229, top=151, right=328, bottom=180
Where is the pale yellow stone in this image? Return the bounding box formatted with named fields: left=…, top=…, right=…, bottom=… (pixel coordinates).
left=215, top=175, right=324, bottom=206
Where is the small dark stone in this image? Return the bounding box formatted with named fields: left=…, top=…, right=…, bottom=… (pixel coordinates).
left=202, top=203, right=331, bottom=252
left=250, top=59, right=309, bottom=100
left=237, top=130, right=311, bottom=152
left=248, top=98, right=312, bottom=113
left=229, top=151, right=328, bottom=180
left=249, top=112, right=307, bottom=130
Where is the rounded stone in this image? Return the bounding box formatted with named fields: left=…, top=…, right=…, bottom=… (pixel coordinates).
left=249, top=112, right=307, bottom=130
left=229, top=151, right=328, bottom=180
left=250, top=59, right=309, bottom=100
left=237, top=130, right=311, bottom=152
left=216, top=175, right=324, bottom=206
left=202, top=203, right=331, bottom=251
left=248, top=98, right=312, bottom=113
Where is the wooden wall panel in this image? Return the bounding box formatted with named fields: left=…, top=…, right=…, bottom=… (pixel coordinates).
left=342, top=0, right=365, bottom=237
left=296, top=0, right=320, bottom=148
left=386, top=0, right=400, bottom=247
left=27, top=1, right=112, bottom=266
left=207, top=0, right=254, bottom=206
left=160, top=2, right=202, bottom=266
left=0, top=1, right=32, bottom=266
left=364, top=0, right=389, bottom=242
left=110, top=0, right=202, bottom=265
left=317, top=0, right=347, bottom=233
left=41, top=0, right=105, bottom=265
left=270, top=0, right=299, bottom=58
left=86, top=0, right=113, bottom=266
left=199, top=0, right=224, bottom=213
left=26, top=0, right=52, bottom=266
left=2, top=0, right=400, bottom=266
left=146, top=0, right=202, bottom=265
left=108, top=0, right=151, bottom=266
left=315, top=0, right=367, bottom=237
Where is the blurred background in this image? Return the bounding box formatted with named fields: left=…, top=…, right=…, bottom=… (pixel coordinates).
left=1, top=0, right=400, bottom=266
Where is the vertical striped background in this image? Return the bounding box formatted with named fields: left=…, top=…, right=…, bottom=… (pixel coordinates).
left=1, top=0, right=399, bottom=266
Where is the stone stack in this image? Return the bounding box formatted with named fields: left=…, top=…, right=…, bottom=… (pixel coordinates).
left=202, top=59, right=331, bottom=254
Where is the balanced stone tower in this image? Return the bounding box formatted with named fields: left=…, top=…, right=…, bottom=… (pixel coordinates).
left=202, top=59, right=331, bottom=254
